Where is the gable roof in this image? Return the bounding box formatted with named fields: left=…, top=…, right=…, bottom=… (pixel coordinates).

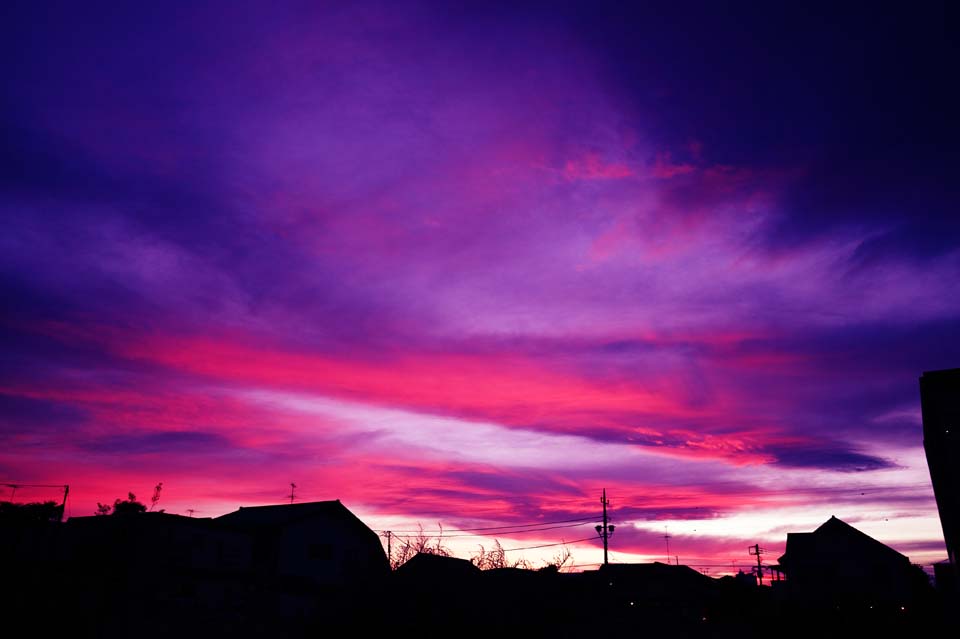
left=215, top=500, right=376, bottom=538
left=779, top=515, right=909, bottom=565
left=817, top=516, right=906, bottom=554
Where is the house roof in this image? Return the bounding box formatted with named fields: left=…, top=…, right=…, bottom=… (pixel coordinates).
left=779, top=515, right=909, bottom=566
left=396, top=552, right=481, bottom=579
left=599, top=562, right=716, bottom=586
left=921, top=367, right=960, bottom=379
left=215, top=500, right=375, bottom=537
left=67, top=511, right=215, bottom=527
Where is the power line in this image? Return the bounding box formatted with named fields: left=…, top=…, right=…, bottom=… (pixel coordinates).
left=458, top=517, right=593, bottom=531
left=378, top=521, right=593, bottom=538
left=2, top=482, right=70, bottom=522
left=455, top=516, right=597, bottom=531
left=604, top=488, right=932, bottom=508
left=501, top=537, right=597, bottom=553
left=370, top=482, right=933, bottom=536
left=602, top=483, right=932, bottom=501
left=1, top=483, right=69, bottom=488
left=672, top=563, right=772, bottom=567
left=624, top=479, right=930, bottom=490
left=374, top=481, right=934, bottom=543
left=377, top=515, right=596, bottom=534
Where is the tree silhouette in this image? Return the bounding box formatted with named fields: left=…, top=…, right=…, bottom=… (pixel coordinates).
left=0, top=500, right=62, bottom=524
left=545, top=546, right=574, bottom=572
left=95, top=493, right=147, bottom=516
left=470, top=540, right=538, bottom=570
left=389, top=523, right=451, bottom=568
left=471, top=540, right=509, bottom=570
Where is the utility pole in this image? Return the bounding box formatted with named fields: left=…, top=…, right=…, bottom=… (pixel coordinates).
left=289, top=482, right=297, bottom=505
left=595, top=488, right=615, bottom=565
left=2, top=483, right=70, bottom=521
left=385, top=531, right=392, bottom=568
left=60, top=485, right=69, bottom=522
left=749, top=544, right=765, bottom=586
left=663, top=526, right=672, bottom=564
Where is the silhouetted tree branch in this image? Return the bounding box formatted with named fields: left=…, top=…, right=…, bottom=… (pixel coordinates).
left=470, top=539, right=535, bottom=570
left=471, top=540, right=508, bottom=570
left=95, top=492, right=147, bottom=516
left=389, top=523, right=451, bottom=568
left=544, top=546, right=574, bottom=573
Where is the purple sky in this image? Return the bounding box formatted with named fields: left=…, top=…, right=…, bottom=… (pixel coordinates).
left=2, top=1, right=957, bottom=569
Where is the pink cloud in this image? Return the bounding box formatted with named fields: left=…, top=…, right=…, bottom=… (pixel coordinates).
left=562, top=151, right=634, bottom=181
left=650, top=151, right=695, bottom=179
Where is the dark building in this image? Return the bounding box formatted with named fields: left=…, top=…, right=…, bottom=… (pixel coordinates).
left=595, top=562, right=719, bottom=613
left=56, top=512, right=256, bottom=634
left=63, top=511, right=253, bottom=576
left=215, top=500, right=389, bottom=588
left=934, top=561, right=957, bottom=598
left=920, top=368, right=960, bottom=570
left=394, top=552, right=481, bottom=583
left=777, top=516, right=928, bottom=609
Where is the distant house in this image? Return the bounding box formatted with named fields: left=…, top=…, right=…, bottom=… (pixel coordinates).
left=64, top=512, right=253, bottom=575
left=60, top=512, right=255, bottom=624
left=596, top=562, right=718, bottom=609
left=390, top=553, right=483, bottom=629
left=777, top=515, right=928, bottom=608
left=394, top=552, right=481, bottom=584
left=215, top=500, right=388, bottom=588
left=0, top=502, right=66, bottom=569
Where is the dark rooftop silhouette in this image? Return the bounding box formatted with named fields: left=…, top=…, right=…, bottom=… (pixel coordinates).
left=216, top=499, right=369, bottom=530
left=2, top=496, right=955, bottom=637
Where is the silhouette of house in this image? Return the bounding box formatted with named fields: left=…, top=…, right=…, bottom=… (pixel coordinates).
left=390, top=553, right=482, bottom=630
left=394, top=552, right=480, bottom=584
left=64, top=512, right=253, bottom=575
left=596, top=562, right=718, bottom=611
left=0, top=502, right=66, bottom=569
left=215, top=500, right=388, bottom=588
left=920, top=368, right=960, bottom=571
left=934, top=560, right=957, bottom=597
left=777, top=516, right=926, bottom=608
left=59, top=512, right=255, bottom=631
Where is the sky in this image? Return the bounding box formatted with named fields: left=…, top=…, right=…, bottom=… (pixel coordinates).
left=2, top=1, right=958, bottom=572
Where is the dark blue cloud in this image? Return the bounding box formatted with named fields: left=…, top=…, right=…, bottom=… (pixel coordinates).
left=0, top=394, right=86, bottom=434
left=766, top=443, right=895, bottom=472
left=77, top=430, right=231, bottom=456
left=546, top=1, right=958, bottom=260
